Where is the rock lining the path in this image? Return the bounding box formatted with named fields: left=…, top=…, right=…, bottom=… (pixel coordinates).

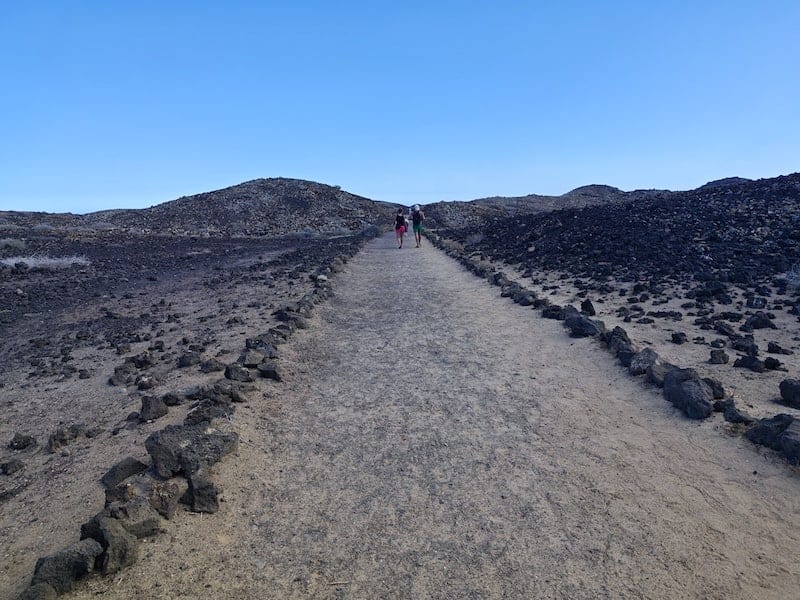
left=12, top=227, right=380, bottom=598
left=426, top=229, right=800, bottom=463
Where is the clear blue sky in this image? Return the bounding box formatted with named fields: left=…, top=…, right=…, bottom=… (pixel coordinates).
left=1, top=1, right=798, bottom=214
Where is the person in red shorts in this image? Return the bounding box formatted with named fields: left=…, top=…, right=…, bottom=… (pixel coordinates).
left=394, top=208, right=406, bottom=248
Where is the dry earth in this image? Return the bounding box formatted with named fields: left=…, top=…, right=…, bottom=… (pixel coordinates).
left=0, top=232, right=361, bottom=599
left=39, top=233, right=800, bottom=599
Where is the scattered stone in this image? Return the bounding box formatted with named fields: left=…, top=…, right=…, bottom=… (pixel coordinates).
left=100, top=457, right=149, bottom=490
left=185, top=470, right=220, bottom=513
left=646, top=362, right=677, bottom=388
left=708, top=349, right=729, bottom=364
left=746, top=414, right=795, bottom=450
left=741, top=312, right=776, bottom=332
left=764, top=357, right=782, bottom=370
left=30, top=538, right=103, bottom=594
left=109, top=362, right=137, bottom=386
left=199, top=358, right=226, bottom=373
left=240, top=350, right=266, bottom=368
left=224, top=364, right=253, bottom=382
left=256, top=360, right=282, bottom=381
left=2, top=458, right=24, bottom=475
left=149, top=478, right=189, bottom=519
left=768, top=341, right=794, bottom=355
left=541, top=305, right=566, bottom=320
left=731, top=337, right=759, bottom=356
left=701, top=377, right=725, bottom=400
left=713, top=399, right=754, bottom=425
left=779, top=422, right=800, bottom=464
left=130, top=351, right=155, bottom=369
left=184, top=399, right=234, bottom=425
left=46, top=424, right=87, bottom=453
left=671, top=332, right=688, bottom=345
left=83, top=495, right=161, bottom=543
left=580, top=299, right=596, bottom=316
left=161, top=391, right=187, bottom=406
left=714, top=321, right=737, bottom=339
left=135, top=374, right=158, bottom=390
left=629, top=348, right=659, bottom=376
left=779, top=379, right=800, bottom=409
left=177, top=352, right=202, bottom=368
left=564, top=313, right=605, bottom=338
left=733, top=355, right=765, bottom=373
left=605, top=326, right=633, bottom=356
left=746, top=297, right=767, bottom=309
left=8, top=432, right=36, bottom=450
left=145, top=423, right=239, bottom=478
left=139, top=396, right=168, bottom=421
left=663, top=368, right=714, bottom=419
left=93, top=516, right=139, bottom=575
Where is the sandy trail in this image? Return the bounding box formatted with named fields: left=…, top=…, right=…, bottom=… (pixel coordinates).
left=72, top=233, right=800, bottom=599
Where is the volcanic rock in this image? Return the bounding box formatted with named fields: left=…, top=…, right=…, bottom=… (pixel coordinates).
left=779, top=422, right=800, bottom=464
left=139, top=396, right=168, bottom=421
left=709, top=349, right=729, bottom=364
left=149, top=478, right=189, bottom=519
left=8, top=432, right=36, bottom=450
left=177, top=352, right=202, bottom=368
left=2, top=459, right=24, bottom=475
left=768, top=342, right=794, bottom=355
left=30, top=538, right=103, bottom=594
left=746, top=414, right=795, bottom=450
left=564, top=313, right=605, bottom=338
left=100, top=457, right=149, bottom=489
left=257, top=360, right=282, bottom=381
left=46, top=424, right=87, bottom=453
left=629, top=348, right=659, bottom=376
left=185, top=470, right=220, bottom=513
left=779, top=379, right=800, bottom=409
left=733, top=356, right=765, bottom=373
left=144, top=423, right=238, bottom=478
left=671, top=332, right=688, bottom=345
left=224, top=364, right=253, bottom=382
left=663, top=368, right=714, bottom=419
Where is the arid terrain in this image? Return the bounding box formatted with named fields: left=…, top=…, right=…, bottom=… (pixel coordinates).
left=2, top=174, right=800, bottom=599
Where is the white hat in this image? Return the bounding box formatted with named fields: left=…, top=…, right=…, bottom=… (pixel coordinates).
left=414, top=204, right=420, bottom=211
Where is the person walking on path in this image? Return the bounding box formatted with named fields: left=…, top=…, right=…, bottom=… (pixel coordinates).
left=394, top=208, right=407, bottom=248
left=411, top=204, right=425, bottom=248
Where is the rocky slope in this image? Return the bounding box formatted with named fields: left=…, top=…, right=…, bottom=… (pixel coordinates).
left=0, top=178, right=395, bottom=238
left=439, top=173, right=800, bottom=290
left=422, top=184, right=670, bottom=229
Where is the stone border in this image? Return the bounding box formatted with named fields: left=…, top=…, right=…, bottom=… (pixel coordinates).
left=425, top=231, right=800, bottom=469
left=14, top=227, right=382, bottom=600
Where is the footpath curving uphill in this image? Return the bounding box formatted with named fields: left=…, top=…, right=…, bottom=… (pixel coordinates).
left=63, top=232, right=800, bottom=599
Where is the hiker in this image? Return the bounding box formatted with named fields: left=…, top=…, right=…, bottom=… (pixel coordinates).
left=394, top=208, right=406, bottom=248
left=411, top=204, right=425, bottom=248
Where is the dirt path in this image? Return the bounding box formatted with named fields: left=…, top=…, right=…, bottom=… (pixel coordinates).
left=71, top=233, right=800, bottom=599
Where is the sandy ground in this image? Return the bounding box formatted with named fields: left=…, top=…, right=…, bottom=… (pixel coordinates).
left=55, top=233, right=800, bottom=599
left=0, top=241, right=309, bottom=599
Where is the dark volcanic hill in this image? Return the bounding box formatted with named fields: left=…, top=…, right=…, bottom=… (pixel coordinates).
left=0, top=178, right=396, bottom=237
left=440, top=173, right=800, bottom=289
left=87, top=178, right=395, bottom=236
left=423, top=184, right=670, bottom=229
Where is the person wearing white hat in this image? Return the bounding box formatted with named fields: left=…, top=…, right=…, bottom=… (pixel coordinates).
left=411, top=204, right=425, bottom=248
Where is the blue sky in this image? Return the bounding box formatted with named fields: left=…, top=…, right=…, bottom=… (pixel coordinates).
left=1, top=1, right=798, bottom=213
